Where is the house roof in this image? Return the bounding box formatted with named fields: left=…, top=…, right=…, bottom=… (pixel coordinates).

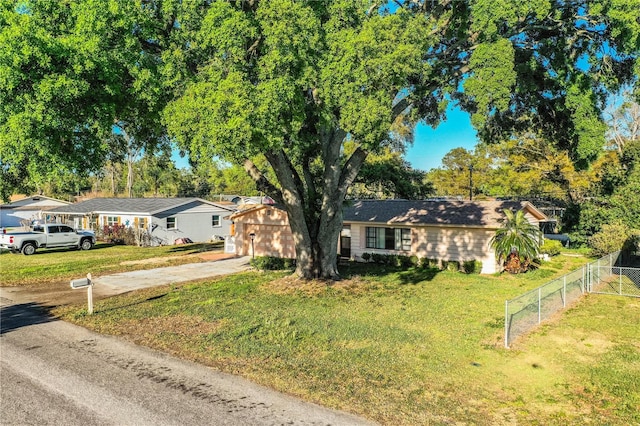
left=227, top=204, right=282, bottom=220
left=49, top=197, right=236, bottom=216
left=343, top=200, right=547, bottom=228
left=1, top=195, right=70, bottom=209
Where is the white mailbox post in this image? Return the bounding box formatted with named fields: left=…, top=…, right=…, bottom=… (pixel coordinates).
left=70, top=273, right=93, bottom=314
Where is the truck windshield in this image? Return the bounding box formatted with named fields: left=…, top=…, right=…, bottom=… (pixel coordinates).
left=32, top=225, right=44, bottom=232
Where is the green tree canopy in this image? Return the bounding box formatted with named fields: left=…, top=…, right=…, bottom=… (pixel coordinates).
left=0, top=0, right=170, bottom=201
left=2, top=0, right=638, bottom=278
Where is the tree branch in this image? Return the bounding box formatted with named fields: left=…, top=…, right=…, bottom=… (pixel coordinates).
left=242, top=159, right=283, bottom=204
left=338, top=147, right=368, bottom=198
left=391, top=97, right=412, bottom=120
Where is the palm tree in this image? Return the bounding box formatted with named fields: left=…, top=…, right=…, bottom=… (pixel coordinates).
left=490, top=209, right=543, bottom=273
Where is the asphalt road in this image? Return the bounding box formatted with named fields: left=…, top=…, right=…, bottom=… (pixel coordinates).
left=0, top=256, right=375, bottom=426
left=0, top=300, right=375, bottom=426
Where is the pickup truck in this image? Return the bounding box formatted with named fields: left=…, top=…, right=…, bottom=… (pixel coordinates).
left=0, top=224, right=96, bottom=255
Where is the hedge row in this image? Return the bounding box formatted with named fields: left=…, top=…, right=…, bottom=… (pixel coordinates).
left=360, top=253, right=482, bottom=274
left=249, top=254, right=483, bottom=274
left=250, top=256, right=296, bottom=270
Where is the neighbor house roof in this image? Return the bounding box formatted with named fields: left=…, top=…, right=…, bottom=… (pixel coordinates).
left=226, top=203, right=287, bottom=220
left=343, top=200, right=547, bottom=228
left=1, top=195, right=70, bottom=210
left=49, top=197, right=236, bottom=216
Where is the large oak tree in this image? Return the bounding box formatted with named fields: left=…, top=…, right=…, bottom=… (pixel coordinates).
left=2, top=0, right=638, bottom=279
left=163, top=0, right=638, bottom=278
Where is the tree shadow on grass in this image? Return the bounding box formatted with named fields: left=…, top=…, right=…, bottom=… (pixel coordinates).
left=397, top=268, right=441, bottom=284
left=339, top=262, right=441, bottom=284
left=168, top=243, right=223, bottom=254
left=95, top=293, right=169, bottom=314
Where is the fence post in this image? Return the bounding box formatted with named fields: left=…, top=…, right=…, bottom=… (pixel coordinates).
left=563, top=275, right=567, bottom=308
left=620, top=268, right=623, bottom=295
left=504, top=300, right=509, bottom=349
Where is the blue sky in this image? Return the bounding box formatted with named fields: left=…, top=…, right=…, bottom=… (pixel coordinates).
left=172, top=104, right=478, bottom=172
left=406, top=105, right=478, bottom=171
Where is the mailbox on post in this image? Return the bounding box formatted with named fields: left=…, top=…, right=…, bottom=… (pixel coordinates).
left=70, top=273, right=94, bottom=314
left=70, top=277, right=91, bottom=289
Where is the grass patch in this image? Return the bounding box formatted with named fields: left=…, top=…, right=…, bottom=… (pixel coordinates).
left=51, top=252, right=640, bottom=425
left=0, top=242, right=223, bottom=286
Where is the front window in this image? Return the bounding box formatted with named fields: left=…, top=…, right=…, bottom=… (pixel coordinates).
left=365, top=227, right=411, bottom=251
left=212, top=215, right=221, bottom=227
left=166, top=217, right=176, bottom=229
left=397, top=228, right=411, bottom=251
left=106, top=216, right=119, bottom=227
left=135, top=217, right=147, bottom=229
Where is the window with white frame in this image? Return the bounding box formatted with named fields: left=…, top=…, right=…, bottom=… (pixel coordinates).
left=212, top=215, right=221, bottom=227
left=166, top=217, right=176, bottom=229
left=365, top=227, right=411, bottom=251
left=106, top=216, right=119, bottom=227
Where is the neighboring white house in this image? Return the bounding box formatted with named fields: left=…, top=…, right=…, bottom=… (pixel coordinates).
left=49, top=197, right=237, bottom=245
left=342, top=199, right=548, bottom=274
left=228, top=200, right=548, bottom=274
left=215, top=194, right=276, bottom=206
left=0, top=195, right=71, bottom=228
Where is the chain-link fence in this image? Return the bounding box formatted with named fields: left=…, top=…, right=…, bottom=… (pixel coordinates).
left=589, top=250, right=640, bottom=297
left=504, top=266, right=586, bottom=347
left=505, top=250, right=640, bottom=347
left=587, top=251, right=620, bottom=290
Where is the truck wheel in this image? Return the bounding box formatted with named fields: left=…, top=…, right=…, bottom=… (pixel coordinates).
left=80, top=239, right=93, bottom=251
left=22, top=243, right=36, bottom=255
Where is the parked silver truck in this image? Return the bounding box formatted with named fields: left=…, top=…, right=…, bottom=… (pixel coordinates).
left=0, top=224, right=96, bottom=255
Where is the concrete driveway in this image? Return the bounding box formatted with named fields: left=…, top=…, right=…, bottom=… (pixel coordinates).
left=0, top=256, right=252, bottom=307
left=92, top=256, right=252, bottom=295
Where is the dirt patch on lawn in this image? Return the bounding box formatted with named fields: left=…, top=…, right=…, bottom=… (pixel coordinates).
left=120, top=251, right=234, bottom=266
left=1, top=281, right=99, bottom=308
left=265, top=274, right=372, bottom=296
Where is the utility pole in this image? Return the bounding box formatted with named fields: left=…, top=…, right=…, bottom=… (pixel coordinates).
left=468, top=165, right=474, bottom=201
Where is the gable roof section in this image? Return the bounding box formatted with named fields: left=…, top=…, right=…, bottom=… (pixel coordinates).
left=227, top=203, right=289, bottom=220
left=343, top=200, right=547, bottom=228
left=50, top=198, right=236, bottom=216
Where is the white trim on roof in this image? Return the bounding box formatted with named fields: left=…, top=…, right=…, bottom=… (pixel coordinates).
left=147, top=198, right=235, bottom=215
left=344, top=220, right=502, bottom=230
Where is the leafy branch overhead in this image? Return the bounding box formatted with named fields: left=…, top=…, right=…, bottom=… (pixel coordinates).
left=1, top=0, right=638, bottom=278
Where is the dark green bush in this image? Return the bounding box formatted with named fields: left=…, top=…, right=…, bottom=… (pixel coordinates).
left=462, top=260, right=483, bottom=274
left=396, top=255, right=413, bottom=268
left=447, top=260, right=460, bottom=272
left=420, top=258, right=439, bottom=269
left=250, top=256, right=296, bottom=270
left=440, top=260, right=449, bottom=271
left=361, top=252, right=371, bottom=262
left=409, top=255, right=419, bottom=267
left=371, top=253, right=385, bottom=264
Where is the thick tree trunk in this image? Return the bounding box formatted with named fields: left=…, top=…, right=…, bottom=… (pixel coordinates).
left=254, top=127, right=369, bottom=280
left=264, top=150, right=317, bottom=278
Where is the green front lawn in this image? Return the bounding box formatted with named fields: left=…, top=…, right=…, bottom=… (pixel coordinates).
left=0, top=242, right=223, bottom=287
left=52, top=252, right=640, bottom=425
